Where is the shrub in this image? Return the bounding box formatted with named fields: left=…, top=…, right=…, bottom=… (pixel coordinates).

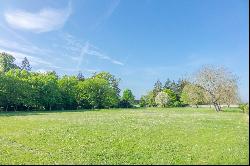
left=239, top=103, right=249, bottom=114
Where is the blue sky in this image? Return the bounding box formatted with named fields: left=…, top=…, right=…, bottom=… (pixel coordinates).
left=0, top=0, right=249, bottom=101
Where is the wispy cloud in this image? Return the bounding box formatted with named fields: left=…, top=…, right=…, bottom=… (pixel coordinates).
left=4, top=2, right=72, bottom=33
left=0, top=24, right=33, bottom=44
left=92, top=0, right=120, bottom=29
left=0, top=47, right=98, bottom=74
left=86, top=46, right=124, bottom=66
left=0, top=24, right=54, bottom=55
left=0, top=39, right=51, bottom=55
left=60, top=33, right=124, bottom=69
left=0, top=24, right=61, bottom=70
left=76, top=41, right=90, bottom=71
left=0, top=48, right=57, bottom=68
left=103, top=0, right=120, bottom=20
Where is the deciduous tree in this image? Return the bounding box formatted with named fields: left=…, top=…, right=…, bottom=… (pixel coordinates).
left=120, top=89, right=135, bottom=108
left=195, top=65, right=238, bottom=111
left=0, top=52, right=19, bottom=72
left=155, top=91, right=169, bottom=107
left=180, top=83, right=206, bottom=107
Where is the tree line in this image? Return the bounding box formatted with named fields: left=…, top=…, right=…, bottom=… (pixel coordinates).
left=0, top=52, right=135, bottom=111
left=140, top=65, right=240, bottom=111
left=0, top=52, right=241, bottom=112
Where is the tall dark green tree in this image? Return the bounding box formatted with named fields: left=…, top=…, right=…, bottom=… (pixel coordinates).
left=176, top=79, right=189, bottom=100
left=169, top=81, right=178, bottom=94
left=77, top=71, right=85, bottom=81
left=164, top=78, right=172, bottom=89
left=163, top=88, right=178, bottom=107
left=153, top=80, right=163, bottom=96
left=21, top=57, right=31, bottom=71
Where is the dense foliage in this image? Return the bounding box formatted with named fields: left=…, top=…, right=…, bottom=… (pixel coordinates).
left=239, top=103, right=249, bottom=114
left=0, top=52, right=243, bottom=111
left=180, top=83, right=207, bottom=107
left=140, top=79, right=188, bottom=107
left=139, top=67, right=241, bottom=110
left=119, top=89, right=135, bottom=108
left=0, top=52, right=123, bottom=111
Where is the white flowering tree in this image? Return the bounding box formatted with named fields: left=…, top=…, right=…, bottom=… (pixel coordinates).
left=194, top=65, right=239, bottom=111
left=155, top=92, right=169, bottom=107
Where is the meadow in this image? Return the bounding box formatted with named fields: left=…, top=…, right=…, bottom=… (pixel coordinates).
left=0, top=107, right=249, bottom=165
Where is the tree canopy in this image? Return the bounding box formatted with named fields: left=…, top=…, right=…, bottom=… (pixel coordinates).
left=0, top=52, right=241, bottom=112
left=155, top=92, right=169, bottom=107
left=0, top=52, right=19, bottom=72
left=194, top=65, right=239, bottom=111
left=180, top=83, right=206, bottom=107
left=120, top=89, right=135, bottom=108
left=0, top=53, right=123, bottom=111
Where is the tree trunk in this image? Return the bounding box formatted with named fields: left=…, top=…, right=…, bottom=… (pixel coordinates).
left=5, top=105, right=8, bottom=111
left=218, top=104, right=221, bottom=111
left=49, top=105, right=52, bottom=111
left=213, top=103, right=221, bottom=112
left=213, top=104, right=217, bottom=111
left=215, top=104, right=219, bottom=112
left=196, top=104, right=198, bottom=108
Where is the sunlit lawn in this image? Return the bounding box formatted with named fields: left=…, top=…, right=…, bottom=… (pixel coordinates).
left=0, top=107, right=248, bottom=164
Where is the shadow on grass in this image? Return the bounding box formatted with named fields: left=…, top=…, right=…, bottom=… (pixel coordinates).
left=221, top=108, right=243, bottom=113
left=0, top=107, right=243, bottom=117
left=0, top=107, right=143, bottom=117
left=0, top=109, right=100, bottom=117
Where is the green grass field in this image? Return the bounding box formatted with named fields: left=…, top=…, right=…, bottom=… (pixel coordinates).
left=0, top=108, right=249, bottom=165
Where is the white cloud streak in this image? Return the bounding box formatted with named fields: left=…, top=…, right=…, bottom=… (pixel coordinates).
left=61, top=33, right=124, bottom=68
left=4, top=2, right=72, bottom=33
left=0, top=24, right=54, bottom=56
left=103, top=0, right=120, bottom=20
left=86, top=48, right=124, bottom=65
left=0, top=48, right=58, bottom=68
left=0, top=39, right=50, bottom=55
left=93, top=0, right=120, bottom=29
